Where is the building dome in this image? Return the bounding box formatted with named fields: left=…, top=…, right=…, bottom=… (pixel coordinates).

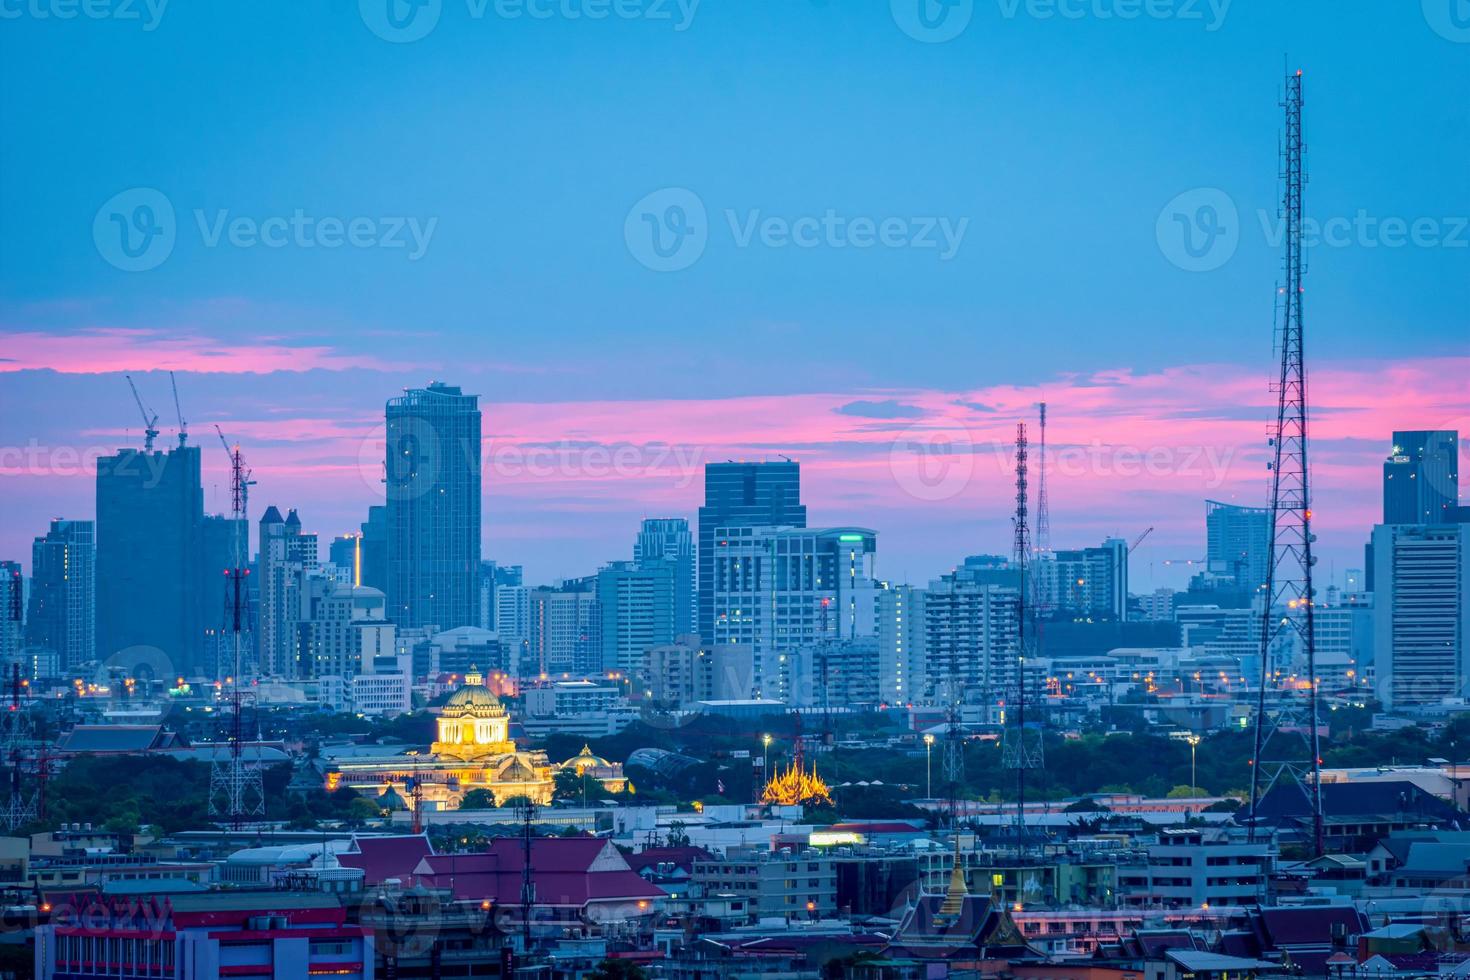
left=442, top=683, right=506, bottom=718
left=561, top=744, right=612, bottom=772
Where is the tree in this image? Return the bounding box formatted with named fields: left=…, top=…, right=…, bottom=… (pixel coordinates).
left=553, top=767, right=586, bottom=804
left=1166, top=785, right=1208, bottom=799
left=347, top=797, right=382, bottom=825
left=459, top=788, right=498, bottom=810
left=587, top=959, right=648, bottom=980
left=501, top=794, right=534, bottom=810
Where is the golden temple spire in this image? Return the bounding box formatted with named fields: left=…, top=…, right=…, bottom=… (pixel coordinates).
left=938, top=835, right=969, bottom=919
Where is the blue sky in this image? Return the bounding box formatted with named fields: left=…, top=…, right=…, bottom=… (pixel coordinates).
left=1, top=0, right=1466, bottom=584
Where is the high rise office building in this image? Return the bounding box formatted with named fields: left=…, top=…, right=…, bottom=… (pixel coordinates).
left=877, top=584, right=926, bottom=705
left=385, top=383, right=482, bottom=631
left=1372, top=522, right=1470, bottom=709
left=26, top=519, right=96, bottom=672
left=709, top=525, right=877, bottom=701
left=0, top=562, right=21, bottom=669
left=1035, top=538, right=1130, bottom=621
left=95, top=445, right=204, bottom=674
left=359, top=505, right=389, bottom=593
left=258, top=507, right=319, bottom=678
left=527, top=585, right=600, bottom=677
left=923, top=574, right=1020, bottom=702
left=698, top=461, right=805, bottom=642
left=635, top=518, right=695, bottom=637
left=1383, top=430, right=1462, bottom=525
left=1205, top=500, right=1271, bottom=597
left=598, top=559, right=678, bottom=676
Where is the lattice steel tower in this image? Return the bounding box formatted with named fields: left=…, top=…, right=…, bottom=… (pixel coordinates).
left=1002, top=423, right=1044, bottom=842
left=1248, top=69, right=1324, bottom=856
left=209, top=433, right=266, bottom=828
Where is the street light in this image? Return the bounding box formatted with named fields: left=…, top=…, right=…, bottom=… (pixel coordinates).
left=1186, top=733, right=1202, bottom=797
left=923, top=734, right=935, bottom=799
left=762, top=734, right=773, bottom=794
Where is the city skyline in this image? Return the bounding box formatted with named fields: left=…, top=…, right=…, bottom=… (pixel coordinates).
left=0, top=363, right=1464, bottom=588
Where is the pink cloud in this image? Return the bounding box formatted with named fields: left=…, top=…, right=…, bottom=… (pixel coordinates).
left=2, top=356, right=1466, bottom=586
left=0, top=328, right=393, bottom=374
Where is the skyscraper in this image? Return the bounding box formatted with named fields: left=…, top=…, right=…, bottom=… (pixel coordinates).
left=697, top=461, right=805, bottom=642
left=258, top=507, right=318, bottom=677
left=634, top=517, right=695, bottom=636
left=26, top=519, right=96, bottom=672
left=385, top=383, right=482, bottom=632
left=1372, top=522, right=1470, bottom=709
left=709, top=526, right=877, bottom=701
left=0, top=562, right=21, bottom=670
left=96, top=444, right=203, bottom=674
left=1205, top=500, right=1271, bottom=597
left=359, top=505, right=389, bottom=593
left=598, top=559, right=677, bottom=676
left=1383, top=430, right=1462, bottom=524
left=1035, top=538, right=1130, bottom=621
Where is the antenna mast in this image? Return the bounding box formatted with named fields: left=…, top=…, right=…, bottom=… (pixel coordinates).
left=1002, top=423, right=1044, bottom=845
left=1248, top=69, right=1324, bottom=857
left=209, top=428, right=265, bottom=829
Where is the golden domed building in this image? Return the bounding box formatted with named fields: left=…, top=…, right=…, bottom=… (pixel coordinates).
left=328, top=672, right=554, bottom=810
left=557, top=744, right=629, bottom=794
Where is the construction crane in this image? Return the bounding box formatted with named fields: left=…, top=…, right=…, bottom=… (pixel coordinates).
left=170, top=371, right=187, bottom=447
left=1129, top=527, right=1154, bottom=554
left=125, top=374, right=160, bottom=452
left=214, top=426, right=257, bottom=512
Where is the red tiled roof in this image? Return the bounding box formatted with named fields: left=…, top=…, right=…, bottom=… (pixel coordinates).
left=338, top=834, right=434, bottom=886
left=624, top=847, right=714, bottom=873
left=413, top=838, right=664, bottom=906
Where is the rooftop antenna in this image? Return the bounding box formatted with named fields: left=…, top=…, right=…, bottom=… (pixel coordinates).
left=169, top=371, right=188, bottom=447
left=125, top=374, right=160, bottom=452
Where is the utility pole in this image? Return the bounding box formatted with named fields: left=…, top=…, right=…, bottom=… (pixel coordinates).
left=1248, top=68, right=1324, bottom=858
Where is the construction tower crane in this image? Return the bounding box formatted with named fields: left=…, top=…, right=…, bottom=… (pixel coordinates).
left=125, top=374, right=160, bottom=452
left=170, top=371, right=187, bottom=446
left=1129, top=527, right=1154, bottom=553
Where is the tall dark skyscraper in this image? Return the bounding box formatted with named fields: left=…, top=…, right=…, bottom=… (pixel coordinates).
left=1205, top=499, right=1271, bottom=597
left=95, top=445, right=204, bottom=673
left=26, top=519, right=95, bottom=672
left=697, top=461, right=806, bottom=642
left=1384, top=430, right=1461, bottom=524
left=386, top=383, right=482, bottom=632
left=359, top=505, right=389, bottom=593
